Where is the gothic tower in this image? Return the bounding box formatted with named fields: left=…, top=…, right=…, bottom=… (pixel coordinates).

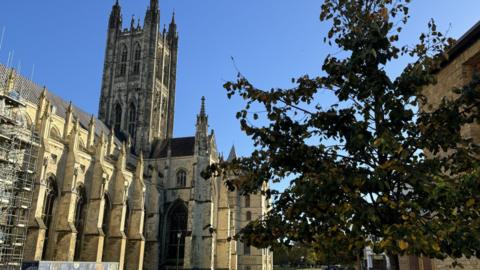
left=98, top=0, right=178, bottom=154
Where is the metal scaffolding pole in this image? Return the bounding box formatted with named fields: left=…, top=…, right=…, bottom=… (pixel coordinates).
left=0, top=69, right=39, bottom=269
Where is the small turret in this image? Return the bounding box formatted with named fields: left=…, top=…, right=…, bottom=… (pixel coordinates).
left=108, top=0, right=122, bottom=29
left=195, top=97, right=209, bottom=156
left=130, top=15, right=135, bottom=31
left=88, top=115, right=96, bottom=149
left=108, top=127, right=116, bottom=156
left=150, top=0, right=159, bottom=10
left=167, top=12, right=178, bottom=47
left=4, top=68, right=16, bottom=94
left=63, top=101, right=74, bottom=140
left=145, top=0, right=160, bottom=26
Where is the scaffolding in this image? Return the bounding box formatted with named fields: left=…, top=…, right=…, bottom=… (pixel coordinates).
left=0, top=70, right=39, bottom=269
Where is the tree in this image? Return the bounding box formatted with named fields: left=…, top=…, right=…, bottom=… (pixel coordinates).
left=203, top=0, right=480, bottom=267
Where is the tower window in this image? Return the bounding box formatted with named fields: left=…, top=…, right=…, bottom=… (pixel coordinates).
left=118, top=45, right=128, bottom=77
left=163, top=54, right=170, bottom=86
left=133, top=44, right=141, bottom=75
left=128, top=103, right=136, bottom=139
left=245, top=195, right=250, bottom=208
left=176, top=170, right=187, bottom=187
left=114, top=103, right=122, bottom=132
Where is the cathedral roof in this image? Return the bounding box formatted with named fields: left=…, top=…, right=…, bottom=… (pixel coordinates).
left=150, top=136, right=196, bottom=158
left=0, top=64, right=119, bottom=144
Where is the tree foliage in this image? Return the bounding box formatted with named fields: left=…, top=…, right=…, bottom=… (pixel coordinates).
left=203, top=0, right=480, bottom=262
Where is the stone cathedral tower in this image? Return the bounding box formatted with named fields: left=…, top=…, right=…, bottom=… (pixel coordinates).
left=98, top=0, right=178, bottom=154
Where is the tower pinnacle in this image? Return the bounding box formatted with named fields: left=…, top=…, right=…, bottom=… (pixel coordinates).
left=168, top=11, right=177, bottom=37
left=109, top=0, right=122, bottom=29
left=200, top=96, right=206, bottom=117
left=150, top=0, right=159, bottom=10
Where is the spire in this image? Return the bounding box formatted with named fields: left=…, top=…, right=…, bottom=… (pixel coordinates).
left=130, top=14, right=135, bottom=31
left=195, top=97, right=209, bottom=156
left=227, top=145, right=237, bottom=162
left=167, top=11, right=178, bottom=41
left=196, top=97, right=208, bottom=131
left=200, top=96, right=206, bottom=117
left=109, top=0, right=122, bottom=29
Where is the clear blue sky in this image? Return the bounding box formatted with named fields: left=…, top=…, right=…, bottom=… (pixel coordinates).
left=0, top=0, right=478, bottom=161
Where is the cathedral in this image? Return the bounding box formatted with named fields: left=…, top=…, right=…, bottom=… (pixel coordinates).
left=0, top=0, right=273, bottom=269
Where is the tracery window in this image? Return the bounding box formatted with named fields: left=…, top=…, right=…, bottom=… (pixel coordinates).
left=50, top=127, right=62, bottom=141
left=176, top=169, right=187, bottom=187
left=166, top=202, right=188, bottom=263
left=118, top=45, right=128, bottom=77
left=42, top=176, right=58, bottom=260
left=114, top=103, right=122, bottom=132
left=133, top=43, right=141, bottom=75
left=163, top=54, right=170, bottom=86
left=128, top=103, right=136, bottom=139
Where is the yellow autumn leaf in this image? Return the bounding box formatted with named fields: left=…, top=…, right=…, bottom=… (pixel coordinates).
left=399, top=240, right=409, bottom=251
left=466, top=198, right=475, bottom=208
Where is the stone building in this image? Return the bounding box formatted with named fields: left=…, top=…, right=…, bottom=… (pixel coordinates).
left=0, top=0, right=273, bottom=269
left=397, top=20, right=480, bottom=270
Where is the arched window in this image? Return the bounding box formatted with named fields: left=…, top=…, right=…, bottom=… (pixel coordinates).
left=246, top=211, right=252, bottom=221
left=176, top=170, right=187, bottom=187
left=102, top=194, right=111, bottom=261
left=15, top=112, right=32, bottom=130
left=245, top=195, right=250, bottom=208
left=133, top=44, right=141, bottom=75
left=114, top=103, right=122, bottom=132
left=42, top=176, right=58, bottom=260
left=244, top=244, right=251, bottom=255
left=163, top=54, right=170, bottom=86
left=166, top=202, right=188, bottom=264
left=118, top=45, right=128, bottom=77
left=74, top=186, right=87, bottom=261
left=128, top=103, right=136, bottom=139
left=50, top=127, right=62, bottom=141
left=124, top=200, right=130, bottom=235
left=78, top=138, right=87, bottom=152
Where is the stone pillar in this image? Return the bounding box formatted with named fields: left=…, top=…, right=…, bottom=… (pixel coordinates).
left=52, top=121, right=81, bottom=261
left=24, top=156, right=49, bottom=261
left=125, top=154, right=146, bottom=270
left=103, top=198, right=127, bottom=267
left=215, top=181, right=232, bottom=269
left=143, top=178, right=161, bottom=270
left=81, top=132, right=108, bottom=262
left=103, top=143, right=128, bottom=270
